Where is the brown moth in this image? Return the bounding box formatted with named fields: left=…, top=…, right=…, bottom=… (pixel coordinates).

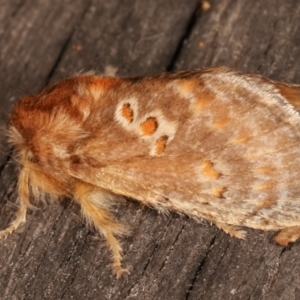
left=2, top=67, right=300, bottom=277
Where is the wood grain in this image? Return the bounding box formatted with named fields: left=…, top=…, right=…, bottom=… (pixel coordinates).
left=0, top=0, right=300, bottom=299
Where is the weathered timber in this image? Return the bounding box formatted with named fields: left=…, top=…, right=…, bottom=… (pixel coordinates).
left=0, top=0, right=300, bottom=299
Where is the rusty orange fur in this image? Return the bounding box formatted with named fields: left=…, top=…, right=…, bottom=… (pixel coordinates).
left=3, top=67, right=300, bottom=277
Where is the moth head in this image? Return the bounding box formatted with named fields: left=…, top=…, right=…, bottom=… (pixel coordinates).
left=7, top=125, right=35, bottom=164
left=8, top=93, right=41, bottom=163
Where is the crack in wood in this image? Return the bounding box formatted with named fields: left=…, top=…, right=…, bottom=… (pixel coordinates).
left=45, top=29, right=75, bottom=85
left=0, top=150, right=13, bottom=179
left=21, top=206, right=70, bottom=300
left=2, top=0, right=300, bottom=298
left=125, top=215, right=175, bottom=299
left=166, top=2, right=200, bottom=72
left=158, top=222, right=186, bottom=273
left=58, top=231, right=91, bottom=299
left=10, top=0, right=25, bottom=18
left=185, top=234, right=218, bottom=300
left=259, top=246, right=287, bottom=298
left=45, top=0, right=93, bottom=85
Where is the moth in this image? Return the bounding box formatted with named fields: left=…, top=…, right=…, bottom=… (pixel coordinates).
left=2, top=67, right=300, bottom=277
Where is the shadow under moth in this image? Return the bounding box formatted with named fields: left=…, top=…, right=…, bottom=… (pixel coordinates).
left=2, top=67, right=300, bottom=277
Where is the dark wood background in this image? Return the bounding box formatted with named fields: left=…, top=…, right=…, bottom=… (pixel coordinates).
left=1, top=1, right=300, bottom=299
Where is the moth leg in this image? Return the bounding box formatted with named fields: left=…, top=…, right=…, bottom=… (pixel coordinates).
left=74, top=182, right=129, bottom=278
left=274, top=227, right=300, bottom=246
left=0, top=167, right=30, bottom=238
left=215, top=222, right=247, bottom=240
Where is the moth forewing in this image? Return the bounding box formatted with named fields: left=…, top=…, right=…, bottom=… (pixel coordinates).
left=3, top=67, right=300, bottom=276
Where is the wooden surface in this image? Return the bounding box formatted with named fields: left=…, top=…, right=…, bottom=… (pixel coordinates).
left=1, top=0, right=300, bottom=299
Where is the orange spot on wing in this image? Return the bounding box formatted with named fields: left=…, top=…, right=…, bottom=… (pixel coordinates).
left=244, top=152, right=260, bottom=159
left=91, top=77, right=121, bottom=91
left=194, top=90, right=216, bottom=111
left=140, top=117, right=158, bottom=135
left=179, top=80, right=197, bottom=93
left=212, top=187, right=226, bottom=198
left=88, top=77, right=121, bottom=100
left=212, top=117, right=229, bottom=130
left=121, top=103, right=134, bottom=123
left=255, top=182, right=276, bottom=191
left=201, top=160, right=220, bottom=179
left=255, top=166, right=277, bottom=174
left=155, top=135, right=168, bottom=155
left=232, top=134, right=252, bottom=144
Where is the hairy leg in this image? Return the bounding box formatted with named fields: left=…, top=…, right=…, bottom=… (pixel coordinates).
left=74, top=182, right=129, bottom=278
left=216, top=222, right=247, bottom=240
left=0, top=167, right=30, bottom=238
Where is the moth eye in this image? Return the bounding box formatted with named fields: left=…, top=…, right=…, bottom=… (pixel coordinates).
left=121, top=103, right=134, bottom=123
left=154, top=135, right=168, bottom=155
left=139, top=117, right=158, bottom=136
